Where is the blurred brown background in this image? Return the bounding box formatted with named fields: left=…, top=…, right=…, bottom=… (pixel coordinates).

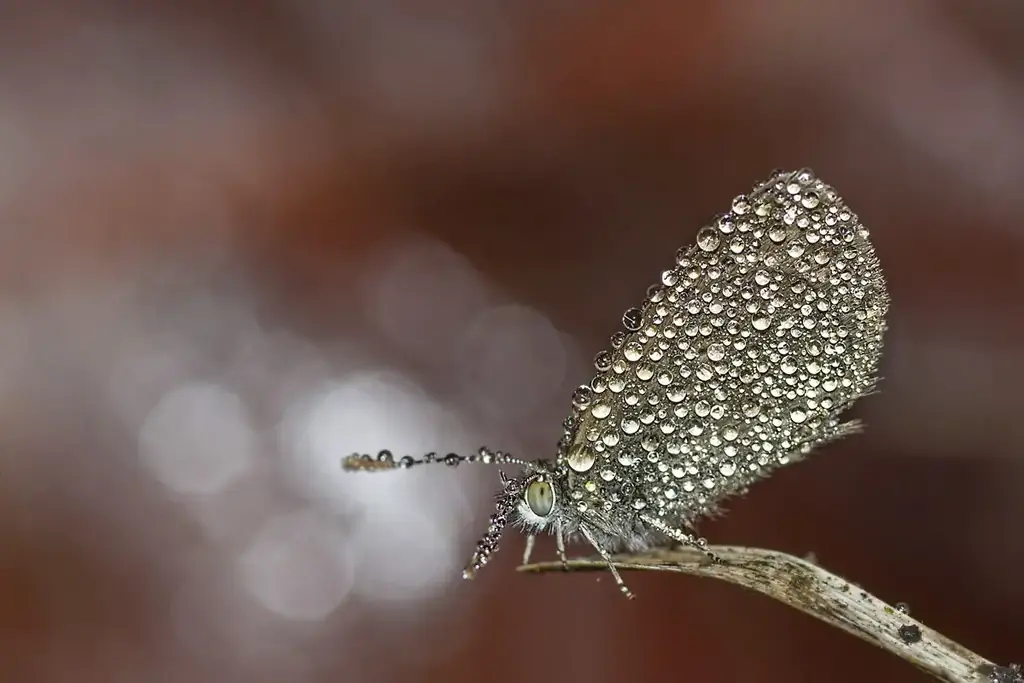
left=0, top=1, right=1022, bottom=681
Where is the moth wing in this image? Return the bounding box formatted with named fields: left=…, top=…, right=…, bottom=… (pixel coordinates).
left=559, top=169, right=888, bottom=528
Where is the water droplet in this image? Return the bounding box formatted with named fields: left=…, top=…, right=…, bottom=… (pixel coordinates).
left=707, top=343, right=726, bottom=362
left=600, top=469, right=616, bottom=481
left=752, top=315, right=772, bottom=331
left=790, top=408, right=808, bottom=423
left=571, top=385, right=593, bottom=409
left=624, top=342, right=643, bottom=362
left=567, top=443, right=596, bottom=473
left=635, top=363, right=654, bottom=381
left=801, top=192, right=820, bottom=209
left=593, top=351, right=612, bottom=372
left=720, top=462, right=737, bottom=476
left=696, top=227, right=720, bottom=252
left=623, top=307, right=643, bottom=331
left=591, top=402, right=612, bottom=419
left=897, top=624, right=922, bottom=645
left=621, top=418, right=640, bottom=435
left=732, top=196, right=750, bottom=215
left=768, top=226, right=788, bottom=243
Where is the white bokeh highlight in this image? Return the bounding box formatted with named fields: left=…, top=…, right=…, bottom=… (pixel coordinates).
left=279, top=368, right=483, bottom=605
left=238, top=508, right=355, bottom=621
left=139, top=381, right=256, bottom=496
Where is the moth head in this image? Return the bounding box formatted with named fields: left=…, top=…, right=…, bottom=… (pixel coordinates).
left=464, top=461, right=570, bottom=580
left=341, top=446, right=542, bottom=581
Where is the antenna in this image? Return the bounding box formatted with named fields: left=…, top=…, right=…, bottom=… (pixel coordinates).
left=342, top=446, right=534, bottom=472
left=342, top=446, right=535, bottom=581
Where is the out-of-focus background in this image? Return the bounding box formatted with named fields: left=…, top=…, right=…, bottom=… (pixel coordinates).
left=0, top=1, right=1022, bottom=681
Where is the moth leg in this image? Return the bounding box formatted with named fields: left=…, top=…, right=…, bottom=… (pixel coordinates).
left=522, top=534, right=537, bottom=565
left=579, top=525, right=635, bottom=600
left=555, top=523, right=570, bottom=571
left=640, top=514, right=720, bottom=564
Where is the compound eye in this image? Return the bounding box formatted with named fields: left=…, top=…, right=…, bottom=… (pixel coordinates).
left=525, top=480, right=555, bottom=517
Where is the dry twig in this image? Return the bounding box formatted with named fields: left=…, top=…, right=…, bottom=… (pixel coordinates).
left=519, top=545, right=1018, bottom=683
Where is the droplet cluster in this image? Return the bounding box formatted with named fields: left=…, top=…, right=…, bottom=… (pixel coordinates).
left=557, top=169, right=888, bottom=530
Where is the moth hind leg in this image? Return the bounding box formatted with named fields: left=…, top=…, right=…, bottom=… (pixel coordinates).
left=579, top=525, right=635, bottom=600
left=640, top=514, right=720, bottom=564
left=555, top=523, right=570, bottom=570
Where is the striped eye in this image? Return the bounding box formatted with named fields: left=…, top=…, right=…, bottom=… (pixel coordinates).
left=525, top=480, right=555, bottom=517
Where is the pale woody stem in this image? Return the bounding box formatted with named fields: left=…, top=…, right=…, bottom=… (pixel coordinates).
left=518, top=545, right=1018, bottom=683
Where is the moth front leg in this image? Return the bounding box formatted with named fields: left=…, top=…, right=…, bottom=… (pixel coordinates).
left=522, top=534, right=536, bottom=565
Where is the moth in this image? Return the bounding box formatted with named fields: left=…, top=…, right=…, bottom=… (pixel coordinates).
left=343, top=169, right=889, bottom=598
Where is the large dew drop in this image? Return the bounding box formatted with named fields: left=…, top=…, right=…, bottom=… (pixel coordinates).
left=696, top=227, right=720, bottom=252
